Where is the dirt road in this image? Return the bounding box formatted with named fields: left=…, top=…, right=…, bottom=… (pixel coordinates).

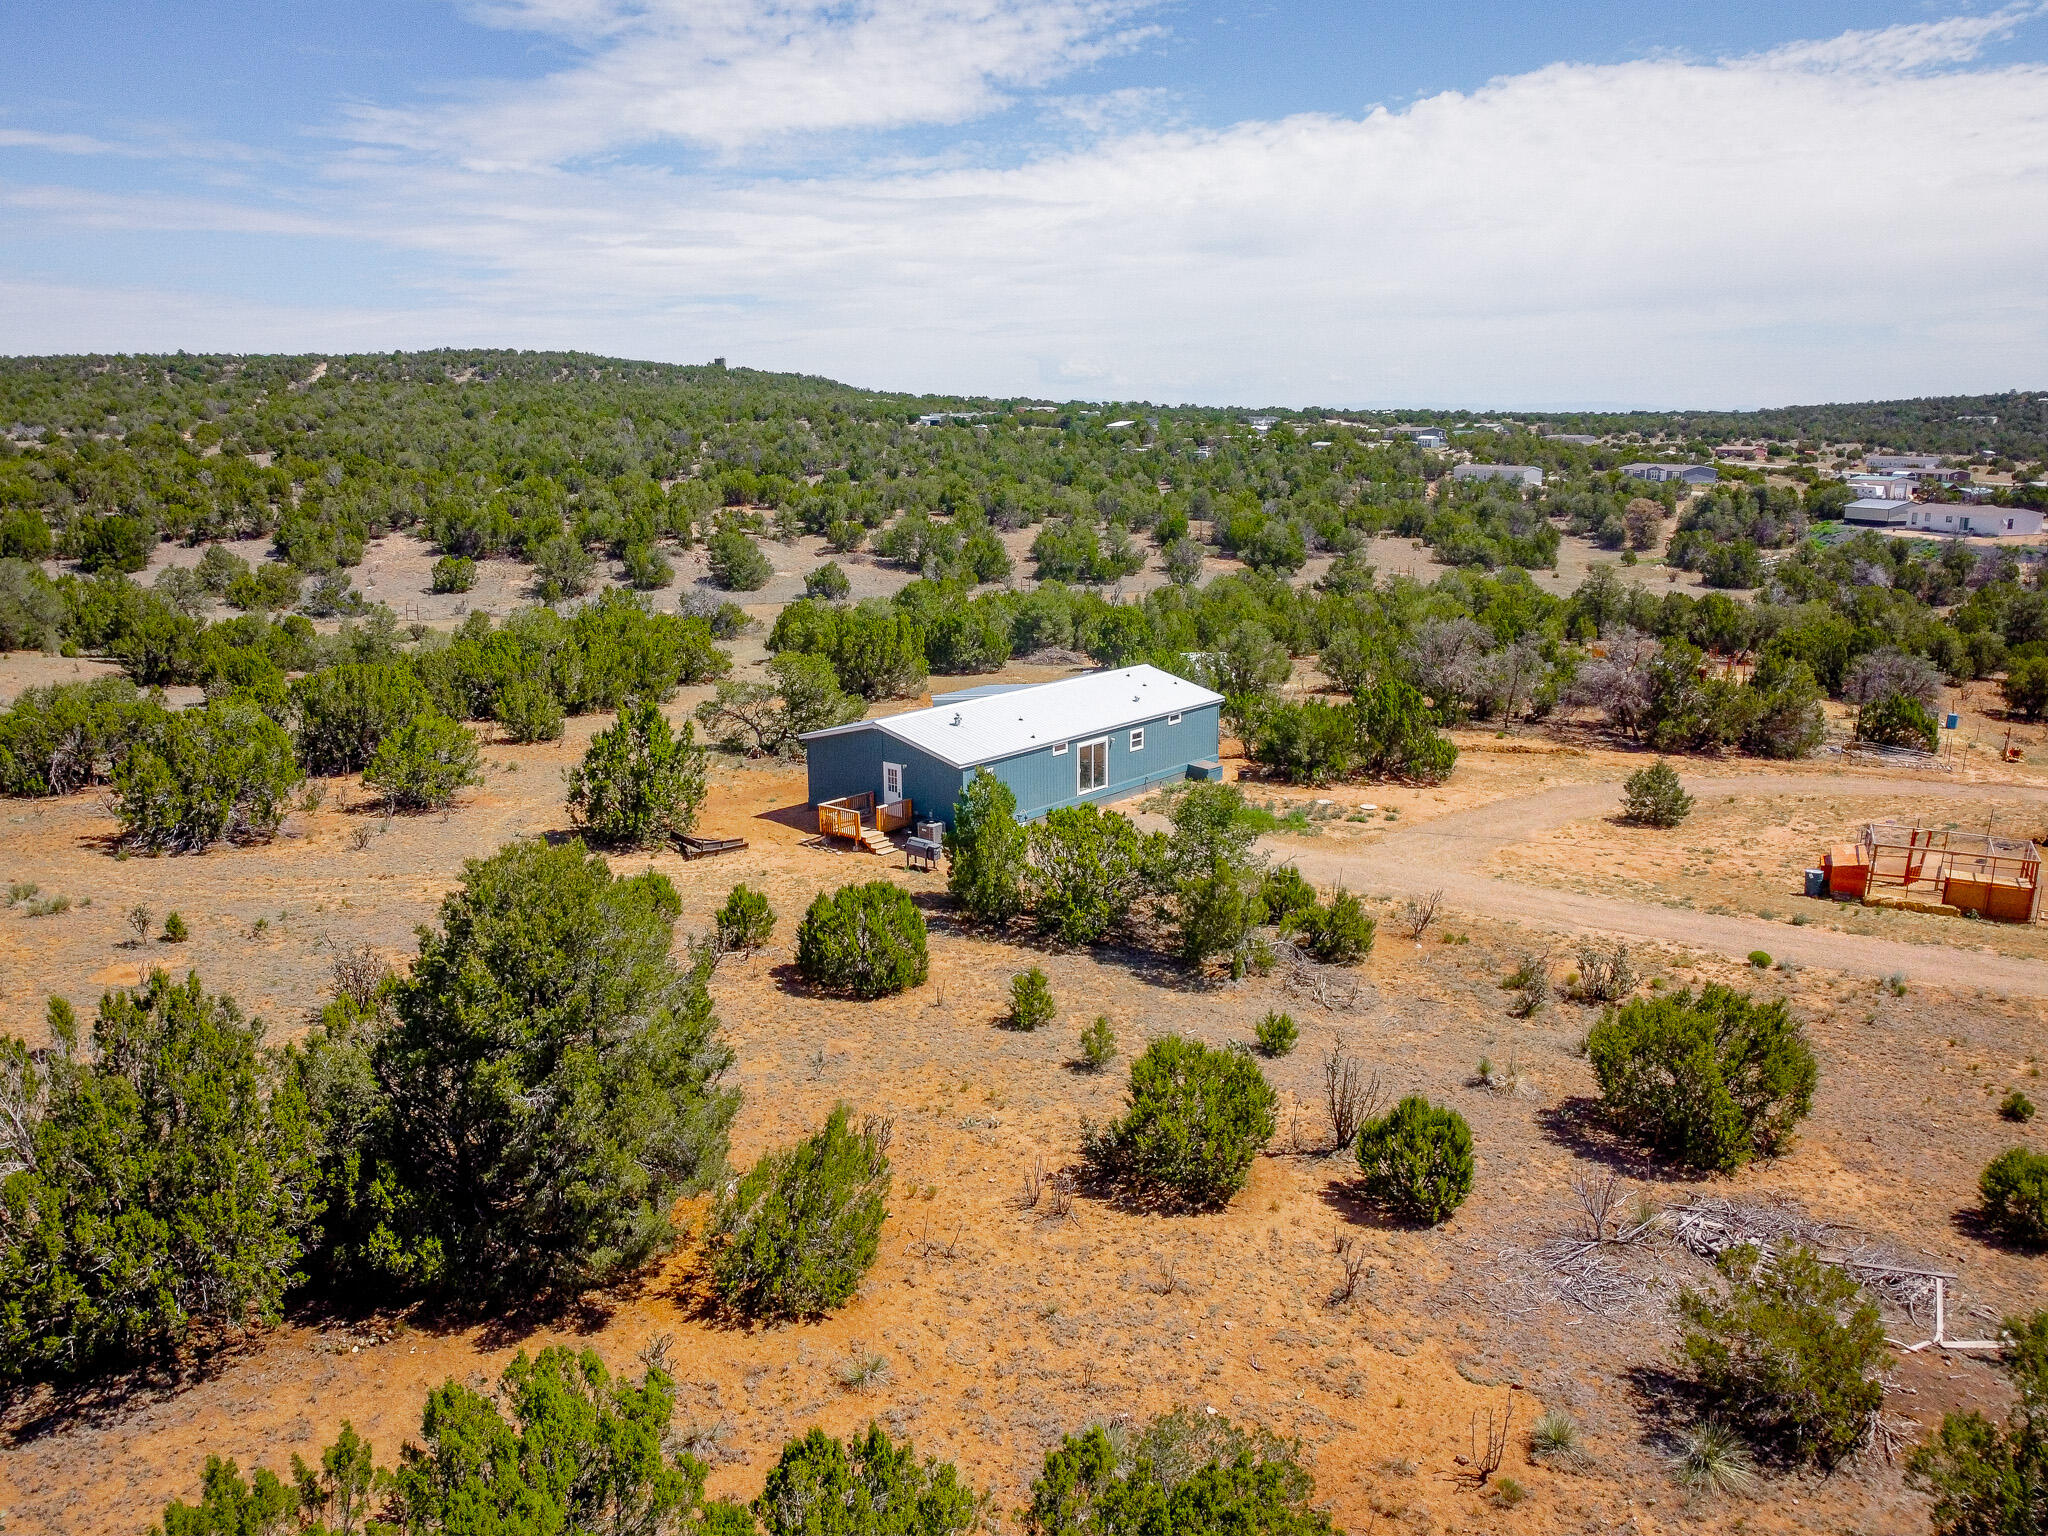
left=1273, top=773, right=2048, bottom=997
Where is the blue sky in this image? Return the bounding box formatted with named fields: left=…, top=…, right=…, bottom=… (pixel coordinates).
left=3, top=0, right=2046, bottom=407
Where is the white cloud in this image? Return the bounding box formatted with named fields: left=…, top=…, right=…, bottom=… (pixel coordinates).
left=6, top=9, right=2047, bottom=406
left=0, top=128, right=127, bottom=156
left=1753, top=3, right=2041, bottom=72
left=348, top=0, right=1162, bottom=167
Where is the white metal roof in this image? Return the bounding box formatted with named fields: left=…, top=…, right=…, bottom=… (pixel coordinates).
left=800, top=665, right=1224, bottom=770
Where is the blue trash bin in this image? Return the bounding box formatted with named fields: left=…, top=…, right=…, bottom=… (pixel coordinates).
left=1804, top=868, right=1827, bottom=899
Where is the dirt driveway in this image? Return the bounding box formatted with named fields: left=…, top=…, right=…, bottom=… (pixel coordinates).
left=1273, top=773, right=2048, bottom=997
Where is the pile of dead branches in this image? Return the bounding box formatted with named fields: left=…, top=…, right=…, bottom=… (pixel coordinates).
left=1272, top=936, right=1373, bottom=1012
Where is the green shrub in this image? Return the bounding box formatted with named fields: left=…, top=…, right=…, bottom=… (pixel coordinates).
left=76, top=512, right=155, bottom=574
left=741, top=1423, right=980, bottom=1536
left=947, top=768, right=1028, bottom=924
left=1085, top=1035, right=1277, bottom=1208
left=298, top=570, right=366, bottom=618
left=768, top=598, right=927, bottom=700
left=566, top=703, right=706, bottom=847
left=1355, top=1096, right=1473, bottom=1225
left=292, top=662, right=428, bottom=776
left=717, top=884, right=776, bottom=952
left=1162, top=783, right=1267, bottom=973
left=1906, top=1310, right=2048, bottom=1536
left=430, top=554, right=477, bottom=593
left=1245, top=698, right=1355, bottom=785
left=1254, top=1010, right=1298, bottom=1057
left=621, top=543, right=674, bottom=591
left=1587, top=985, right=1817, bottom=1172
left=796, top=882, right=929, bottom=998
left=1999, top=1088, right=2036, bottom=1123
left=225, top=561, right=302, bottom=612
left=1259, top=866, right=1318, bottom=924
left=1621, top=759, right=1693, bottom=826
left=1670, top=1421, right=1759, bottom=1496
left=0, top=509, right=53, bottom=563
left=362, top=711, right=481, bottom=812
left=1980, top=1147, right=2048, bottom=1248
left=495, top=676, right=566, bottom=742
left=0, top=974, right=319, bottom=1383
left=1286, top=891, right=1376, bottom=963
left=804, top=561, right=851, bottom=600
left=0, top=558, right=65, bottom=651
left=2003, top=656, right=2048, bottom=721
left=561, top=590, right=730, bottom=707
left=707, top=527, right=773, bottom=591
left=1027, top=803, right=1159, bottom=946
left=161, top=910, right=189, bottom=942
left=314, top=839, right=739, bottom=1297
left=1354, top=676, right=1458, bottom=782
left=1008, top=967, right=1056, bottom=1031
left=1024, top=1408, right=1332, bottom=1536
left=1748, top=950, right=1771, bottom=968
left=530, top=533, right=596, bottom=602
left=0, top=677, right=168, bottom=796
left=114, top=698, right=304, bottom=853
left=1856, top=689, right=1939, bottom=752
left=707, top=1104, right=890, bottom=1319
left=158, top=1349, right=704, bottom=1536
left=1675, top=1241, right=1886, bottom=1468
left=1079, top=1015, right=1117, bottom=1071
left=694, top=652, right=863, bottom=757
left=1528, top=1409, right=1582, bottom=1461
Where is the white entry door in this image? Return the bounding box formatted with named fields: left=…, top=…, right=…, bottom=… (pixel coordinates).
left=882, top=762, right=904, bottom=802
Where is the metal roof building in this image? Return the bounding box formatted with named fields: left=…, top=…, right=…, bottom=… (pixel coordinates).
left=1449, top=462, right=1544, bottom=488
left=800, top=665, right=1224, bottom=829
left=1619, top=462, right=1718, bottom=485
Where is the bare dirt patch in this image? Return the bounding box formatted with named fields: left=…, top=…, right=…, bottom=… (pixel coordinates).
left=1490, top=788, right=2048, bottom=964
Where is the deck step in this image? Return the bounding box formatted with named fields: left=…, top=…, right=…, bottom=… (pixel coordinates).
left=857, top=829, right=892, bottom=854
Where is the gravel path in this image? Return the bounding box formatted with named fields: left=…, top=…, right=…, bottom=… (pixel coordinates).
left=1272, top=772, right=2048, bottom=997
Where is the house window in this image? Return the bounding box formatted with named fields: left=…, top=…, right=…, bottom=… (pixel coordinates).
left=1051, top=741, right=1068, bottom=755
left=882, top=762, right=904, bottom=802
left=1167, top=712, right=1182, bottom=725
left=1077, top=737, right=1108, bottom=793
left=1129, top=728, right=1145, bottom=751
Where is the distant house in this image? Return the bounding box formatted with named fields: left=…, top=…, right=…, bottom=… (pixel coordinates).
left=1449, top=462, right=1543, bottom=488
left=1545, top=433, right=1600, bottom=446
left=1844, top=498, right=1912, bottom=527
left=1620, top=463, right=1717, bottom=486
left=1867, top=454, right=1942, bottom=472
left=1901, top=505, right=2046, bottom=537
left=1715, top=444, right=1769, bottom=461
left=1400, top=427, right=1449, bottom=450
left=800, top=665, right=1224, bottom=831
left=1846, top=473, right=1915, bottom=502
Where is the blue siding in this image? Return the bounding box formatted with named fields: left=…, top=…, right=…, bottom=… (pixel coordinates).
left=979, top=702, right=1220, bottom=823
left=804, top=728, right=965, bottom=830
left=806, top=702, right=1220, bottom=830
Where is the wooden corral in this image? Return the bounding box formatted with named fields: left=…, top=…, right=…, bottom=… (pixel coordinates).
left=1823, top=821, right=2043, bottom=922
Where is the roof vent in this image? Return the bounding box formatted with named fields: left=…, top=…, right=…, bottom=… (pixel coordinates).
left=952, top=712, right=962, bottom=725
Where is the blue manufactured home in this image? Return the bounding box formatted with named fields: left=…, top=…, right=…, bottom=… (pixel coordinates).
left=800, top=665, right=1224, bottom=830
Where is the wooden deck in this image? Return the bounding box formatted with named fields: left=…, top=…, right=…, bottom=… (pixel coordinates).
left=817, top=793, right=912, bottom=855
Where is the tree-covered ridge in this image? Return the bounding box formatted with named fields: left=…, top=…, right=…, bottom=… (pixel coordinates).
left=0, top=351, right=2036, bottom=588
